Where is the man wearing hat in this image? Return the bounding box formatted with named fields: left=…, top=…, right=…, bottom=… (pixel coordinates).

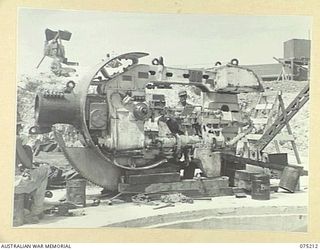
left=14, top=112, right=50, bottom=225
left=160, top=90, right=193, bottom=135
left=177, top=90, right=189, bottom=108
left=176, top=90, right=199, bottom=178
left=176, top=90, right=196, bottom=128
left=177, top=90, right=196, bottom=116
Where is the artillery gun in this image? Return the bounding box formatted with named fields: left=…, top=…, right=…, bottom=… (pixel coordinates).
left=30, top=52, right=265, bottom=191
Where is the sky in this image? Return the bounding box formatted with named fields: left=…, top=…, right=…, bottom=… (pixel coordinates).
left=18, top=8, right=312, bottom=75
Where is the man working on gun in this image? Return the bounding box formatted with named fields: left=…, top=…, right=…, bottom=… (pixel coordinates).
left=176, top=90, right=199, bottom=134
left=42, top=31, right=76, bottom=77
left=159, top=90, right=198, bottom=178
left=176, top=90, right=194, bottom=110
left=14, top=112, right=50, bottom=224
left=176, top=90, right=199, bottom=178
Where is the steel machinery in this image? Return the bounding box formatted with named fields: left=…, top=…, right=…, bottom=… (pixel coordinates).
left=30, top=52, right=264, bottom=191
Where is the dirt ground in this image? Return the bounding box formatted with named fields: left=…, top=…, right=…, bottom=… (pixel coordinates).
left=22, top=177, right=308, bottom=229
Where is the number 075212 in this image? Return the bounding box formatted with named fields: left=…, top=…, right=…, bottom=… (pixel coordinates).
left=300, top=244, right=319, bottom=248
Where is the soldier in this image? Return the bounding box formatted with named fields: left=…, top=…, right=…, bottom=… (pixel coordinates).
left=177, top=90, right=190, bottom=108
left=37, top=29, right=78, bottom=70
left=14, top=112, right=50, bottom=224
left=43, top=33, right=75, bottom=76
left=174, top=91, right=198, bottom=178
left=44, top=39, right=66, bottom=62
left=176, top=90, right=196, bottom=132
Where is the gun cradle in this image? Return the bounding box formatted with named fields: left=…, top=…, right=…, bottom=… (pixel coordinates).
left=31, top=52, right=263, bottom=190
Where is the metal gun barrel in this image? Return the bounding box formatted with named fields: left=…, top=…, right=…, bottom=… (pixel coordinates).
left=34, top=91, right=81, bottom=132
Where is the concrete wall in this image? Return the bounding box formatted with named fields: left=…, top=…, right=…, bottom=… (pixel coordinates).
left=284, top=39, right=311, bottom=59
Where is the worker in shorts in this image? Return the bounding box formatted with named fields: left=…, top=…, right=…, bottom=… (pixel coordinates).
left=167, top=90, right=197, bottom=178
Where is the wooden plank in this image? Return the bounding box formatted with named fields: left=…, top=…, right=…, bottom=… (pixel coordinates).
left=235, top=170, right=260, bottom=181
left=261, top=91, right=279, bottom=97
left=205, top=187, right=234, bottom=197
left=221, top=153, right=307, bottom=175
left=199, top=177, right=230, bottom=190
left=255, top=103, right=274, bottom=110
left=119, top=177, right=231, bottom=195
left=232, top=187, right=245, bottom=194
left=145, top=179, right=201, bottom=193
left=278, top=94, right=301, bottom=164
left=127, top=172, right=181, bottom=185
left=125, top=164, right=179, bottom=176
left=146, top=177, right=229, bottom=193
left=275, top=134, right=295, bottom=141
left=251, top=118, right=268, bottom=124
left=119, top=187, right=233, bottom=198
left=145, top=190, right=202, bottom=199
left=246, top=134, right=262, bottom=140
left=245, top=164, right=265, bottom=174
left=118, top=183, right=149, bottom=193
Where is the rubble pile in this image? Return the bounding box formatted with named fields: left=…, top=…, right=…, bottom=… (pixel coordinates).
left=17, top=73, right=67, bottom=136
left=17, top=72, right=71, bottom=169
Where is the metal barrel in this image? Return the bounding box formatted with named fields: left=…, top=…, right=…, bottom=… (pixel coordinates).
left=279, top=166, right=302, bottom=193
left=66, top=179, right=86, bottom=207
left=13, top=193, right=25, bottom=227
left=251, top=174, right=270, bottom=200
left=34, top=91, right=81, bottom=132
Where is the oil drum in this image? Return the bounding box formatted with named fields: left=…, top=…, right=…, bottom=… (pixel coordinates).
left=251, top=174, right=270, bottom=200
left=66, top=178, right=86, bottom=207
left=279, top=166, right=302, bottom=193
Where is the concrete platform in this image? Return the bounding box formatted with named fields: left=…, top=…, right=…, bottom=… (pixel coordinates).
left=21, top=176, right=308, bottom=232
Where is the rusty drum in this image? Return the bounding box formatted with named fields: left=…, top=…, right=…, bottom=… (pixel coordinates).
left=66, top=178, right=86, bottom=207
left=13, top=193, right=25, bottom=227
left=251, top=174, right=270, bottom=200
